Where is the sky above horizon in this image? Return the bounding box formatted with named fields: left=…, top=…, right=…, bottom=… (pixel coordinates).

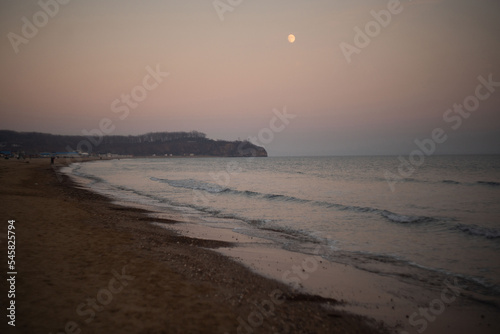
left=1, top=0, right=499, bottom=156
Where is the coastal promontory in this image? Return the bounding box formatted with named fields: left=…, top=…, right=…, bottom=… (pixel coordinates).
left=0, top=130, right=268, bottom=157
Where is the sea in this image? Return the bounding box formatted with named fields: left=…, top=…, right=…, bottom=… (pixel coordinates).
left=62, top=155, right=500, bottom=301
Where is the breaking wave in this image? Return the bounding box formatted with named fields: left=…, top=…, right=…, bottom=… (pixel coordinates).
left=150, top=177, right=227, bottom=193
left=476, top=181, right=500, bottom=187
left=456, top=224, right=500, bottom=239
left=149, top=176, right=438, bottom=225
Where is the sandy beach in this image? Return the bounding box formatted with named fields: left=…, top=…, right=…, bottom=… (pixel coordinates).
left=0, top=158, right=389, bottom=334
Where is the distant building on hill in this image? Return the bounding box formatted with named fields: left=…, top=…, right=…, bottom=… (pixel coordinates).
left=39, top=152, right=81, bottom=158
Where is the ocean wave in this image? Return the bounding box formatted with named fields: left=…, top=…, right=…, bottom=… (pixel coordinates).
left=234, top=223, right=326, bottom=246
left=380, top=211, right=435, bottom=224
left=380, top=176, right=500, bottom=188
left=476, top=181, right=500, bottom=187
left=456, top=224, right=500, bottom=239
left=246, top=193, right=434, bottom=224
left=328, top=203, right=434, bottom=224
left=150, top=177, right=226, bottom=193
left=263, top=193, right=284, bottom=200
left=442, top=179, right=461, bottom=185
left=242, top=190, right=260, bottom=197
left=72, top=170, right=105, bottom=184
left=262, top=193, right=309, bottom=203
left=150, top=177, right=439, bottom=225
left=248, top=193, right=435, bottom=225
left=329, top=250, right=500, bottom=297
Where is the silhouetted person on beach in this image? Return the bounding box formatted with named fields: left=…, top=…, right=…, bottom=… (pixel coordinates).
left=51, top=156, right=55, bottom=165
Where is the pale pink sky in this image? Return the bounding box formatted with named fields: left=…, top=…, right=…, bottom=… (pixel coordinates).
left=1, top=0, right=499, bottom=155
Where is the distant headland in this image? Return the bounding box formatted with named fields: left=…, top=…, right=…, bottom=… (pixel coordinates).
left=0, top=130, right=267, bottom=158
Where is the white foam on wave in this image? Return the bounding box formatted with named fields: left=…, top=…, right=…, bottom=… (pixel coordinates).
left=380, top=211, right=432, bottom=224
left=456, top=224, right=500, bottom=239
left=150, top=177, right=226, bottom=193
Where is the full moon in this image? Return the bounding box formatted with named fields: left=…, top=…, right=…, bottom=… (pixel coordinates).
left=288, top=34, right=295, bottom=43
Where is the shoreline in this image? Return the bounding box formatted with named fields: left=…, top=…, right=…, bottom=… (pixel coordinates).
left=134, top=187, right=500, bottom=333
left=62, top=157, right=500, bottom=333
left=0, top=158, right=387, bottom=333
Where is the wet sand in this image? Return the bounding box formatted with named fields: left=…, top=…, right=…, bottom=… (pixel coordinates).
left=158, top=215, right=500, bottom=334
left=0, top=158, right=387, bottom=334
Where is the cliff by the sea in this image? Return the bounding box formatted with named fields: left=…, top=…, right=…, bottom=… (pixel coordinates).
left=0, top=130, right=268, bottom=157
